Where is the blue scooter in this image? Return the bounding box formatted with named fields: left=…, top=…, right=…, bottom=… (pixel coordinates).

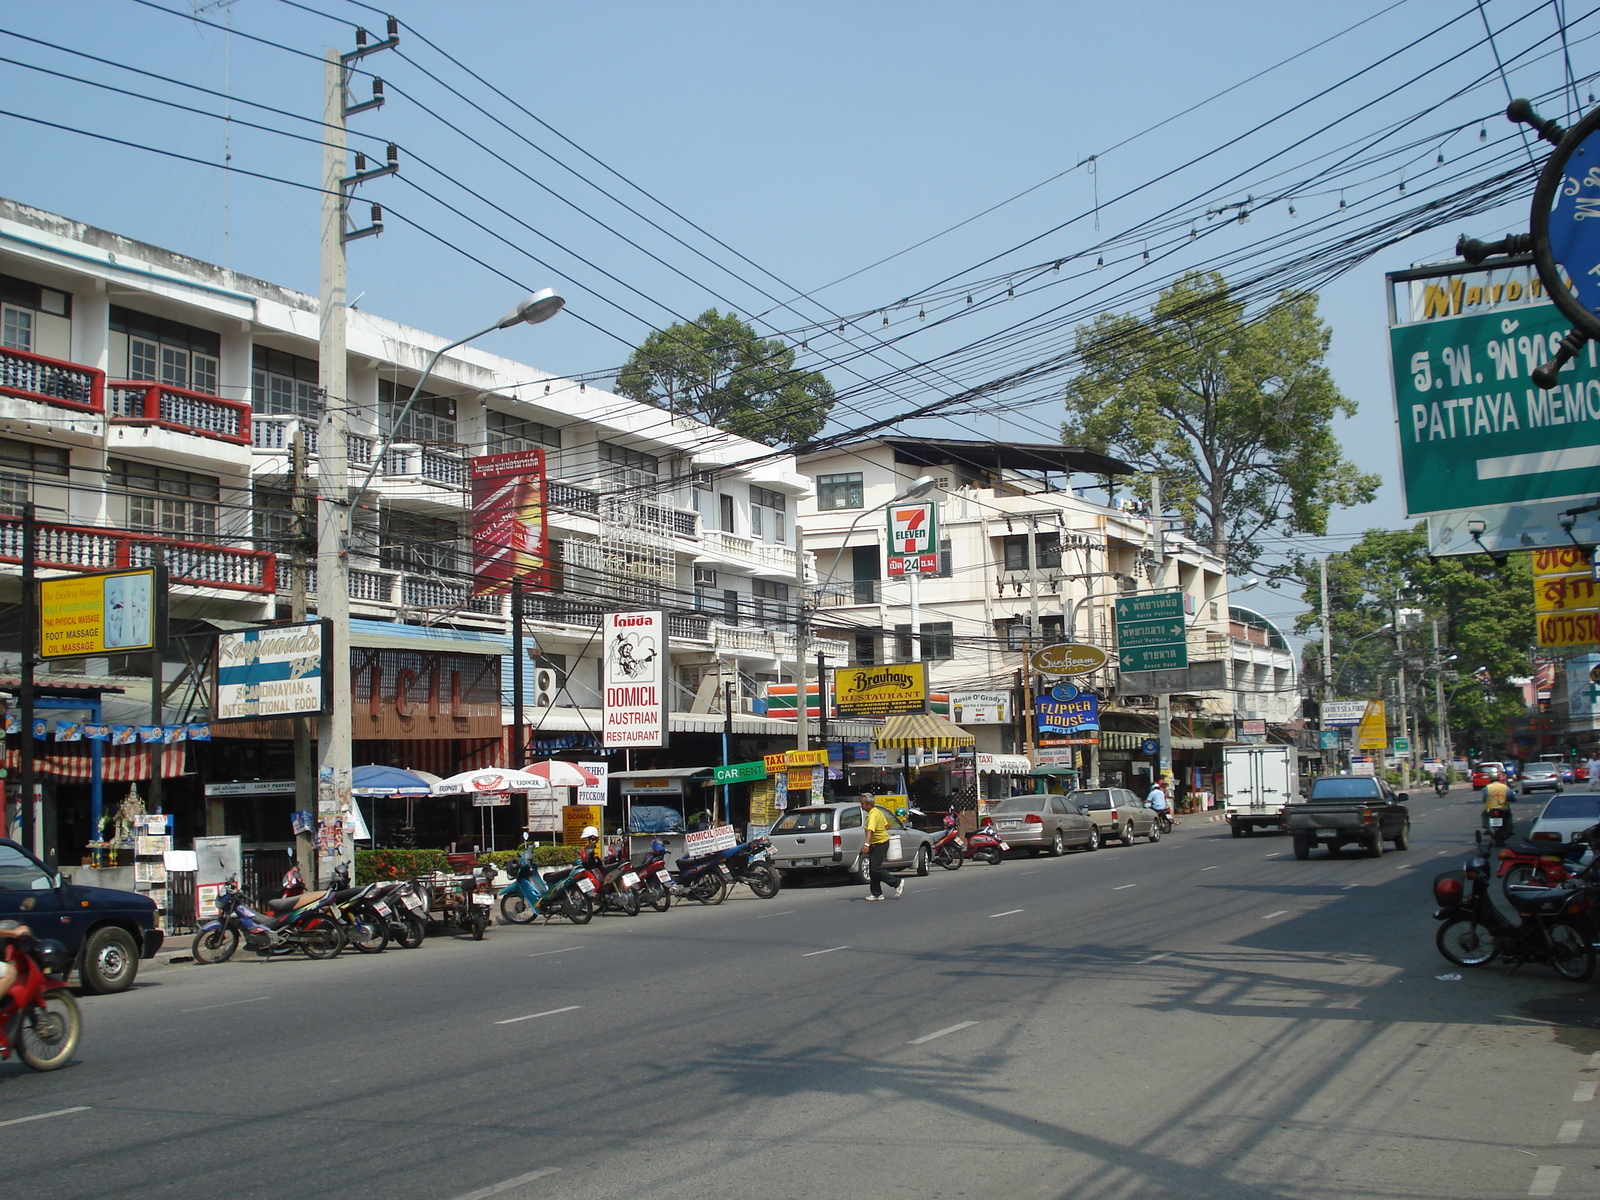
left=498, top=852, right=595, bottom=925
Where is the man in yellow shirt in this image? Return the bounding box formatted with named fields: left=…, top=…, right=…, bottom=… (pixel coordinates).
left=860, top=794, right=902, bottom=901
left=1483, top=771, right=1513, bottom=839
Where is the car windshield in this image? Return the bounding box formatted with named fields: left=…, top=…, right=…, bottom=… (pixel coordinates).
left=771, top=809, right=832, bottom=834
left=990, top=796, right=1044, bottom=813
left=1067, top=789, right=1112, bottom=810
left=1307, top=778, right=1383, bottom=800
left=1475, top=763, right=1503, bottom=773
left=1540, top=795, right=1600, bottom=820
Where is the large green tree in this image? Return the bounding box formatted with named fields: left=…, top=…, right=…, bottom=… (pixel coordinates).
left=1295, top=524, right=1535, bottom=754
left=615, top=309, right=834, bottom=447
left=1063, top=271, right=1379, bottom=576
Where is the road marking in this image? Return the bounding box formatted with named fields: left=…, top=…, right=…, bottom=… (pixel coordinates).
left=1342, top=884, right=1361, bottom=890
left=908, top=1020, right=978, bottom=1045
left=1113, top=884, right=1137, bottom=891
left=1262, top=910, right=1289, bottom=920
left=495, top=1006, right=582, bottom=1026
left=0, top=1106, right=89, bottom=1130
left=1264, top=854, right=1279, bottom=858
left=802, top=946, right=848, bottom=957
left=989, top=909, right=1024, bottom=918
left=755, top=910, right=796, bottom=919
left=448, top=1167, right=563, bottom=1200
left=1574, top=1081, right=1596, bottom=1102
left=527, top=947, right=588, bottom=958
left=180, top=996, right=269, bottom=1013
left=1200, top=866, right=1219, bottom=871
left=1528, top=1165, right=1563, bottom=1196
left=1138, top=952, right=1172, bottom=964
left=1019, top=870, right=1040, bottom=876
left=1557, top=1120, right=1583, bottom=1143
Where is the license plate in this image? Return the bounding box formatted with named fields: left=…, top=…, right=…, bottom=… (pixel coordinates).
left=719, top=864, right=732, bottom=877
left=654, top=866, right=671, bottom=880
left=790, top=858, right=818, bottom=867
left=471, top=893, right=492, bottom=907
left=1316, top=828, right=1337, bottom=837
left=999, top=821, right=1021, bottom=831
left=998, top=841, right=1011, bottom=851
left=576, top=877, right=596, bottom=894
left=622, top=872, right=640, bottom=888
left=1490, top=818, right=1505, bottom=827
left=373, top=901, right=390, bottom=916
left=404, top=895, right=425, bottom=913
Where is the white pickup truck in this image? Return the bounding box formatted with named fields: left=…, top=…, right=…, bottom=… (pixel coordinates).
left=1223, top=744, right=1297, bottom=837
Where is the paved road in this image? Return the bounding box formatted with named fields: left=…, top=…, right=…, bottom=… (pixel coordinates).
left=7, top=789, right=1600, bottom=1199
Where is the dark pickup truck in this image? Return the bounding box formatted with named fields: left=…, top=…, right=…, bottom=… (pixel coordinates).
left=0, top=838, right=163, bottom=993
left=1283, top=776, right=1411, bottom=860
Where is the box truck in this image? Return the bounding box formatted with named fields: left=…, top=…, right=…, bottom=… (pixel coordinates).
left=1222, top=744, right=1297, bottom=836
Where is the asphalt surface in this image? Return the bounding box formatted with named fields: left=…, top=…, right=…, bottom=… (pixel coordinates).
left=8, top=788, right=1600, bottom=1200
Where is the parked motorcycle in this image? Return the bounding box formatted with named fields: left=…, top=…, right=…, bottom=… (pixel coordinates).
left=928, top=813, right=964, bottom=870
left=634, top=842, right=675, bottom=912
left=670, top=849, right=736, bottom=905
left=591, top=850, right=642, bottom=917
left=367, top=879, right=428, bottom=947
left=190, top=881, right=346, bottom=962
left=719, top=837, right=781, bottom=898
left=964, top=819, right=1009, bottom=866
left=498, top=854, right=595, bottom=925
left=1433, top=830, right=1598, bottom=980
left=1496, top=837, right=1591, bottom=900
left=0, top=931, right=80, bottom=1071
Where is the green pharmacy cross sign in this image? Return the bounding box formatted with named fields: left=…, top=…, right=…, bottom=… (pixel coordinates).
left=1114, top=591, right=1188, bottom=674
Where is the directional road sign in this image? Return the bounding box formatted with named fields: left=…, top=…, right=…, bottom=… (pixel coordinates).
left=1115, top=590, right=1188, bottom=674
left=1115, top=591, right=1185, bottom=623
left=1116, top=616, right=1187, bottom=649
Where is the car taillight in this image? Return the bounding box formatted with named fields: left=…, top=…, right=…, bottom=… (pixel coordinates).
left=1025, top=814, right=1043, bottom=825
left=1109, top=810, right=1118, bottom=821
left=832, top=835, right=841, bottom=849
left=1433, top=877, right=1463, bottom=906
left=1360, top=808, right=1374, bottom=823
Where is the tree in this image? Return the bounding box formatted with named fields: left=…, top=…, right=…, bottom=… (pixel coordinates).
left=615, top=309, right=835, bottom=447
left=1295, top=524, right=1535, bottom=755
left=1062, top=272, right=1379, bottom=576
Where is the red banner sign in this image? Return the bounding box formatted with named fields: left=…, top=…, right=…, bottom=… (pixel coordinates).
left=469, top=449, right=549, bottom=595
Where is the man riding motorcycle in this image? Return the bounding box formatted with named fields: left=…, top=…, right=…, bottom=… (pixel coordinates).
left=1432, top=765, right=1449, bottom=796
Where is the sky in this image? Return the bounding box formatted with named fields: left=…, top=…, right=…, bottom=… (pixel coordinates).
left=0, top=0, right=1588, bottom=633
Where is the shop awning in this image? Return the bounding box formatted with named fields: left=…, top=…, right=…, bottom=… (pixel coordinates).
left=873, top=713, right=976, bottom=750
left=608, top=767, right=709, bottom=780
left=1029, top=765, right=1081, bottom=777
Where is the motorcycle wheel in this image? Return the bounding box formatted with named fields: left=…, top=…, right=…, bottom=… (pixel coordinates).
left=1502, top=864, right=1539, bottom=902
left=979, top=846, right=1002, bottom=866
left=562, top=888, right=594, bottom=925
left=640, top=881, right=672, bottom=912
left=191, top=926, right=239, bottom=965
left=17, top=991, right=81, bottom=1071
left=689, top=874, right=728, bottom=905
left=300, top=920, right=345, bottom=960
left=617, top=889, right=640, bottom=917
left=936, top=845, right=963, bottom=871
left=500, top=893, right=536, bottom=925
left=746, top=864, right=782, bottom=899
left=395, top=917, right=426, bottom=948
left=348, top=915, right=389, bottom=954
left=1436, top=917, right=1499, bottom=967
left=1548, top=920, right=1596, bottom=981
left=469, top=911, right=489, bottom=940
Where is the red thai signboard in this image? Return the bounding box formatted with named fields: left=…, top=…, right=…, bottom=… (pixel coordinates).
left=469, top=448, right=549, bottom=595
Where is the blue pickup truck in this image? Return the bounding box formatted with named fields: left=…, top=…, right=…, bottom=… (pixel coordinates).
left=0, top=837, right=164, bottom=993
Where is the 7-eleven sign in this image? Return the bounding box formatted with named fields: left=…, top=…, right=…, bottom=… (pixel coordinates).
left=887, top=501, right=938, bottom=575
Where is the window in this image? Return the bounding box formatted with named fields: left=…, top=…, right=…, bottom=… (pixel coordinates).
left=379, top=379, right=455, bottom=444
left=719, top=494, right=735, bottom=533
left=379, top=511, right=460, bottom=573
left=600, top=441, right=658, bottom=476
left=252, top=479, right=310, bottom=552
left=1002, top=531, right=1060, bottom=571
left=111, top=306, right=221, bottom=395
left=754, top=579, right=791, bottom=625
left=0, top=274, right=70, bottom=354
left=109, top=458, right=219, bottom=537
left=1003, top=535, right=1028, bottom=572
left=751, top=485, right=787, bottom=543
left=895, top=621, right=953, bottom=661
left=853, top=632, right=878, bottom=665
left=485, top=409, right=561, bottom=454
left=0, top=437, right=67, bottom=515
left=722, top=589, right=740, bottom=626
left=817, top=472, right=863, bottom=510
left=750, top=505, right=763, bottom=539
left=1, top=305, right=32, bottom=352
left=253, top=346, right=321, bottom=418
left=0, top=843, right=52, bottom=891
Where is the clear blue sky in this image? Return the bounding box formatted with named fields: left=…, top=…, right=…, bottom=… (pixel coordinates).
left=1, top=0, right=1585, bottom=625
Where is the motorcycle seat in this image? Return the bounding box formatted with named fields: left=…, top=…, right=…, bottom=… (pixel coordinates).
left=267, top=890, right=326, bottom=914
left=328, top=888, right=362, bottom=903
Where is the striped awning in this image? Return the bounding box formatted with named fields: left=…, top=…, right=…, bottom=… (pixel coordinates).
left=873, top=713, right=976, bottom=750
left=2, top=744, right=187, bottom=782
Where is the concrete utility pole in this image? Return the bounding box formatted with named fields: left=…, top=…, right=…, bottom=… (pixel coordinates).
left=1432, top=617, right=1449, bottom=763
left=1320, top=557, right=1333, bottom=702
left=290, top=429, right=315, bottom=870
left=1151, top=474, right=1173, bottom=788
left=794, top=525, right=809, bottom=752
left=315, top=28, right=395, bottom=885
left=1394, top=598, right=1410, bottom=790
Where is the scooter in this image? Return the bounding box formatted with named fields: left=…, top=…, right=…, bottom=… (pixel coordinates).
left=1433, top=775, right=1449, bottom=796
left=717, top=837, right=782, bottom=898
left=0, top=932, right=80, bottom=1071
left=498, top=853, right=596, bottom=925
left=929, top=814, right=964, bottom=871
left=964, top=819, right=1009, bottom=865
left=1496, top=837, right=1593, bottom=898
left=633, top=842, right=675, bottom=912
left=191, top=880, right=346, bottom=962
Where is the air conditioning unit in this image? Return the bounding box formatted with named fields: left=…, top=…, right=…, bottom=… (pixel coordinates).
left=694, top=565, right=717, bottom=587
left=533, top=668, right=559, bottom=707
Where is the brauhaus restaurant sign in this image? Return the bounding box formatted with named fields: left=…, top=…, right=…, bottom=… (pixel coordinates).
left=832, top=662, right=928, bottom=717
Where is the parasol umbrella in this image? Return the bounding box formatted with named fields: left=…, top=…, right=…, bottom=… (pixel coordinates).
left=431, top=768, right=555, bottom=796
left=521, top=760, right=601, bottom=788
left=351, top=764, right=435, bottom=796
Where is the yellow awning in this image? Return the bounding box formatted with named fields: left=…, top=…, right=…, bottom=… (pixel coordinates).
left=873, top=712, right=977, bottom=750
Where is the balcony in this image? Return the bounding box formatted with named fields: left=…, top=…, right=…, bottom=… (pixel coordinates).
left=108, top=382, right=252, bottom=446
left=712, top=622, right=798, bottom=659
left=547, top=482, right=599, bottom=515
left=0, top=345, right=103, bottom=414
left=0, top=516, right=274, bottom=594
left=814, top=579, right=882, bottom=607
left=699, top=529, right=803, bottom=576
left=275, top=559, right=503, bottom=619
left=252, top=415, right=318, bottom=456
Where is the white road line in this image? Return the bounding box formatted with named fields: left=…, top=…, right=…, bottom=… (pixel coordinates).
left=1138, top=952, right=1172, bottom=964
left=494, top=1006, right=582, bottom=1026
left=1342, top=884, right=1361, bottom=890
left=1262, top=910, right=1289, bottom=920
left=989, top=909, right=1024, bottom=918
left=802, top=946, right=848, bottom=957
left=1200, top=866, right=1219, bottom=871
left=527, top=947, right=588, bottom=958
left=448, top=1167, right=563, bottom=1200
left=755, top=910, right=796, bottom=919
left=180, top=996, right=269, bottom=1013
left=1557, top=1120, right=1583, bottom=1143
left=1019, top=870, right=1040, bottom=876
left=0, top=1106, right=90, bottom=1130
left=1528, top=1165, right=1563, bottom=1196
left=1574, top=1081, right=1597, bottom=1102
left=907, top=1020, right=978, bottom=1045
left=1113, top=884, right=1137, bottom=891
left=1264, top=854, right=1279, bottom=858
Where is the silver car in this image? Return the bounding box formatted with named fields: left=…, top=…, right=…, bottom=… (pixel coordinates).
left=987, top=794, right=1101, bottom=854
left=766, top=802, right=937, bottom=880
left=1067, top=788, right=1161, bottom=846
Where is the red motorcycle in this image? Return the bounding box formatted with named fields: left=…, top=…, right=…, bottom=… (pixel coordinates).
left=1, top=931, right=81, bottom=1071
left=930, top=814, right=965, bottom=871
left=964, top=818, right=1009, bottom=866
left=1497, top=837, right=1591, bottom=899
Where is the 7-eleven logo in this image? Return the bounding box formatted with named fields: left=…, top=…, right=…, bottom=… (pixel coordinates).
left=889, top=502, right=936, bottom=555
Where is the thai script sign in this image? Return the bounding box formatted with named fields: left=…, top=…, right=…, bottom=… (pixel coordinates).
left=886, top=501, right=938, bottom=575
left=603, top=611, right=667, bottom=747
left=1533, top=544, right=1600, bottom=648
left=469, top=448, right=550, bottom=595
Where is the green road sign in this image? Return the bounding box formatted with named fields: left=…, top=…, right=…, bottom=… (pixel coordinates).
left=1119, top=642, right=1188, bottom=673
left=1393, top=737, right=1411, bottom=753
left=1115, top=591, right=1184, bottom=623
left=1389, top=300, right=1600, bottom=516
left=713, top=760, right=767, bottom=785
left=1116, top=616, right=1187, bottom=648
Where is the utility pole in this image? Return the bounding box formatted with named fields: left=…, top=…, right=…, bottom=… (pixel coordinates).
left=1432, top=617, right=1448, bottom=763
left=1394, top=597, right=1410, bottom=790
left=290, top=428, right=316, bottom=867
left=316, top=26, right=395, bottom=886
left=1321, top=556, right=1334, bottom=775
left=794, top=525, right=809, bottom=752
left=18, top=503, right=35, bottom=856
left=1151, top=474, right=1173, bottom=789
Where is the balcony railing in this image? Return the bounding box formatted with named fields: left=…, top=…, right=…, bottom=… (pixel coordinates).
left=700, top=528, right=800, bottom=574
left=0, top=345, right=103, bottom=413
left=668, top=612, right=711, bottom=640
left=815, top=580, right=882, bottom=606
left=547, top=482, right=599, bottom=514
left=713, top=623, right=799, bottom=658
left=0, top=516, right=274, bottom=593
left=252, top=415, right=319, bottom=455
left=109, top=381, right=252, bottom=446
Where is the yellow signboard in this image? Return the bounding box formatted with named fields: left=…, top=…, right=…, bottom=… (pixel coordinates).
left=1533, top=546, right=1600, bottom=647
left=38, top=568, right=160, bottom=660
left=561, top=804, right=602, bottom=845
left=785, top=749, right=827, bottom=768
left=832, top=662, right=928, bottom=717
left=1356, top=701, right=1387, bottom=751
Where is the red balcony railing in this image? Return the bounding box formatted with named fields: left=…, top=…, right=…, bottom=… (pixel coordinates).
left=109, top=381, right=252, bottom=446
left=0, top=516, right=275, bottom=594
left=0, top=345, right=103, bottom=413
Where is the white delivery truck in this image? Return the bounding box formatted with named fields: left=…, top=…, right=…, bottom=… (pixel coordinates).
left=1222, top=744, right=1297, bottom=837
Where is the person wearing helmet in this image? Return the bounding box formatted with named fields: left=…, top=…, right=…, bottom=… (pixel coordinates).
left=579, top=825, right=603, bottom=869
